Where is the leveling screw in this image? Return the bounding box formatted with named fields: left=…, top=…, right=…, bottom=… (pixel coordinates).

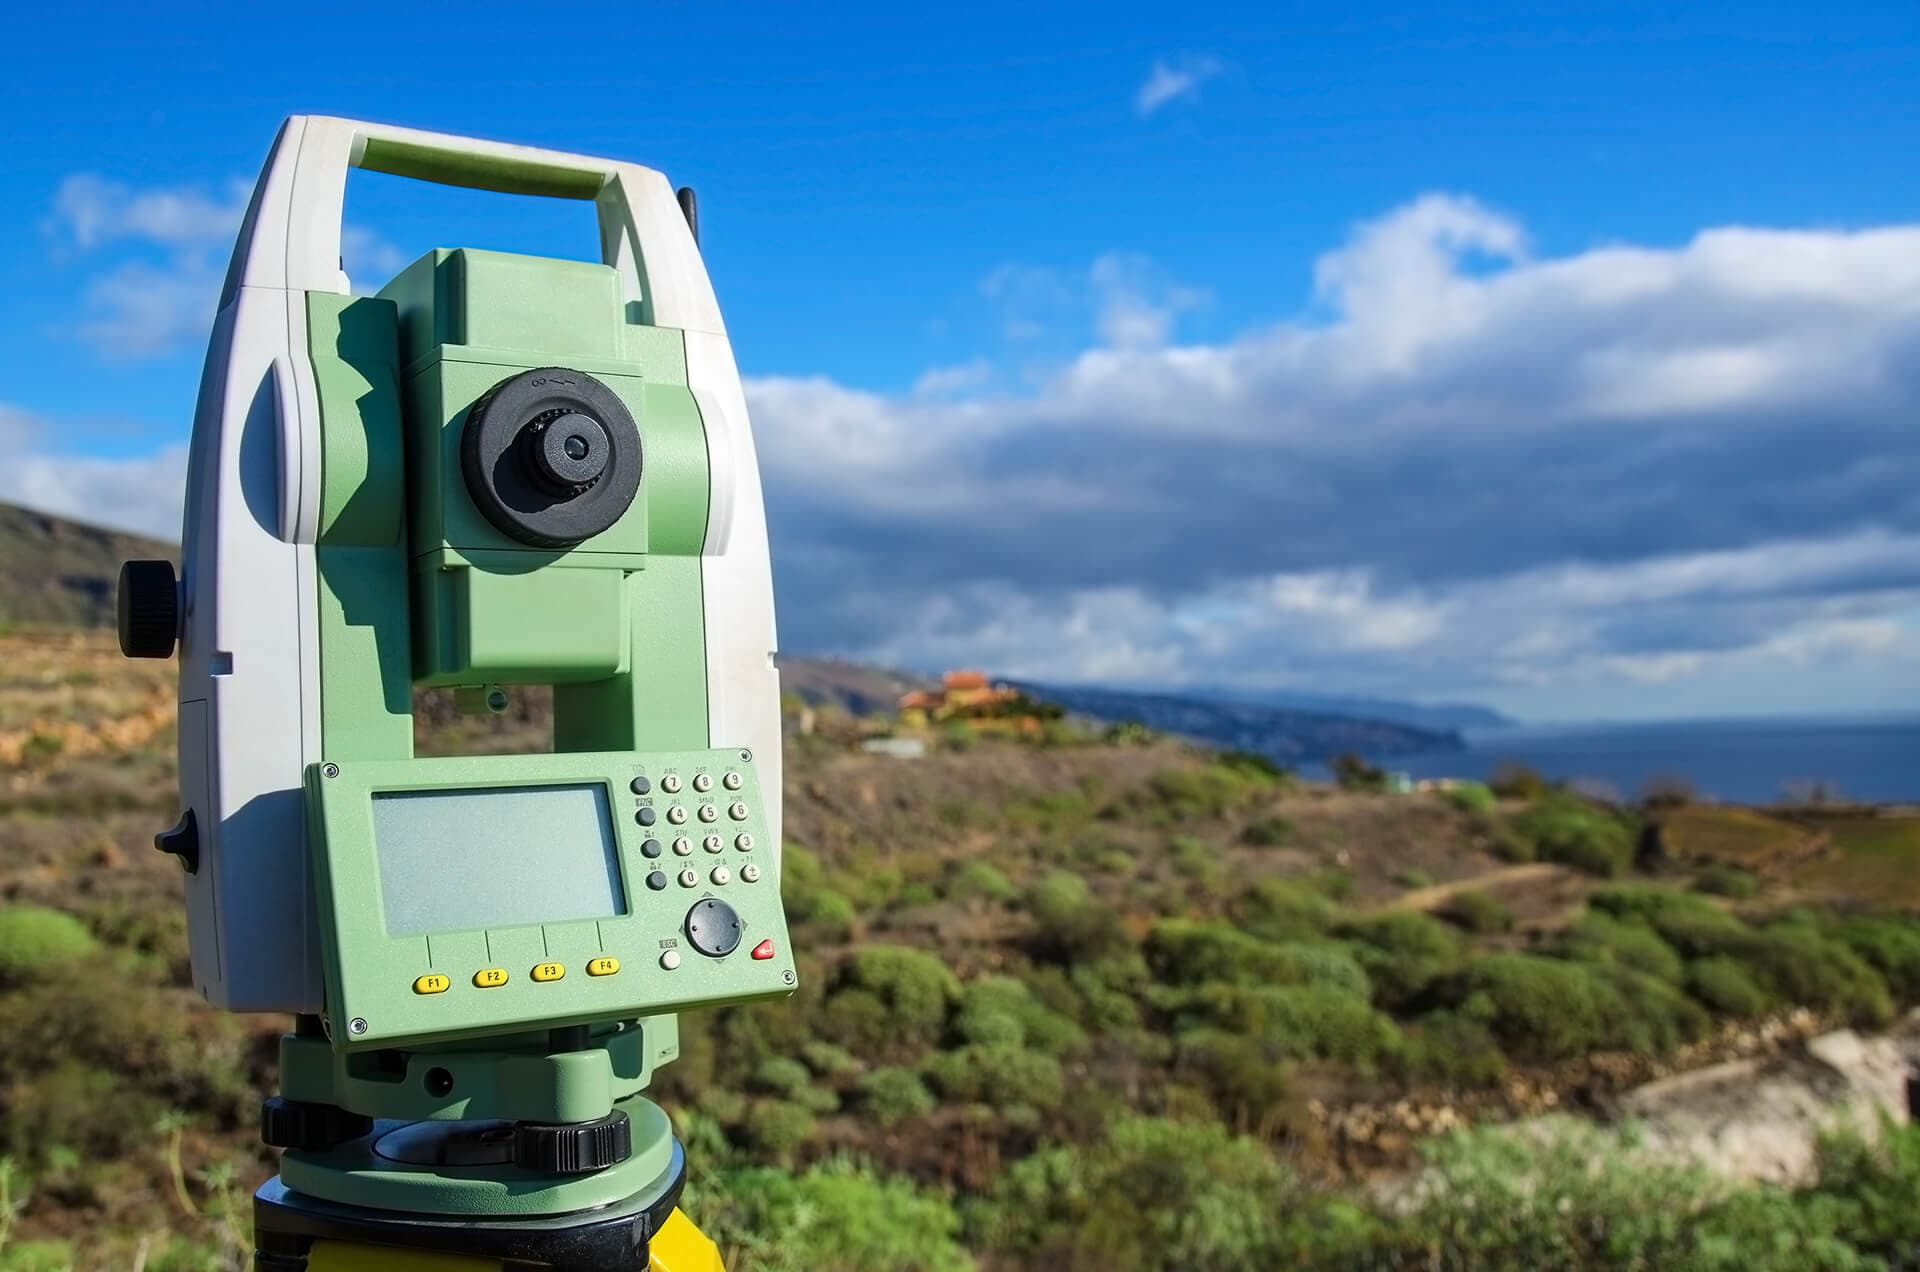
left=322, top=763, right=340, bottom=779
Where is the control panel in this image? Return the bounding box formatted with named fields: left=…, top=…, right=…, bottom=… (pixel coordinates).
left=304, top=748, right=795, bottom=1050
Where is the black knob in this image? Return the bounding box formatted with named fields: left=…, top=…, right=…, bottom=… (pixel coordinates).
left=155, top=809, right=199, bottom=874
left=521, top=410, right=610, bottom=496
left=261, top=1096, right=373, bottom=1151
left=512, top=1111, right=632, bottom=1174
left=118, top=559, right=178, bottom=659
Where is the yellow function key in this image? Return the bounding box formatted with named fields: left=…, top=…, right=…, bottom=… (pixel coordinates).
left=413, top=974, right=450, bottom=995
left=473, top=967, right=510, bottom=989
left=531, top=962, right=566, bottom=983
left=587, top=957, right=620, bottom=977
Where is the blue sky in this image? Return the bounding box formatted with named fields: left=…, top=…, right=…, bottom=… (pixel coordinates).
left=5, top=2, right=1919, bottom=721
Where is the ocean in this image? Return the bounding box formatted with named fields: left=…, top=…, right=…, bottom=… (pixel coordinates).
left=1361, top=715, right=1920, bottom=806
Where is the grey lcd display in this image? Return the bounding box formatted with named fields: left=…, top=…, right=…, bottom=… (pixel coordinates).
left=372, top=784, right=627, bottom=937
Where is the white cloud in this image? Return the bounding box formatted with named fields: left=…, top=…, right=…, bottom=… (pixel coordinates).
left=0, top=405, right=187, bottom=539
left=744, top=194, right=1920, bottom=716
left=1136, top=54, right=1224, bottom=116
left=46, top=174, right=407, bottom=359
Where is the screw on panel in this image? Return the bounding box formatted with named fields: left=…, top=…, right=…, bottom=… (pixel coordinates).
left=740, top=750, right=752, bottom=762
left=782, top=971, right=796, bottom=985
left=322, top=763, right=340, bottom=779
left=348, top=1017, right=368, bottom=1036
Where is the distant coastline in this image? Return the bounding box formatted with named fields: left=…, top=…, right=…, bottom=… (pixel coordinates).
left=1331, top=714, right=1920, bottom=805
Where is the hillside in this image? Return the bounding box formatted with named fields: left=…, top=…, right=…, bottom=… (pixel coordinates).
left=6, top=629, right=1920, bottom=1268
left=1018, top=679, right=1463, bottom=764
left=0, top=502, right=174, bottom=628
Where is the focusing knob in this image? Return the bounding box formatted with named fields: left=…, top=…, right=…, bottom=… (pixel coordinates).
left=521, top=409, right=611, bottom=496
left=155, top=809, right=199, bottom=874
left=261, top=1096, right=374, bottom=1151
left=512, top=1112, right=632, bottom=1174
left=118, top=559, right=178, bottom=659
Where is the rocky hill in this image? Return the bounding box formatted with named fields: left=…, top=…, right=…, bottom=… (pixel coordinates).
left=0, top=502, right=174, bottom=628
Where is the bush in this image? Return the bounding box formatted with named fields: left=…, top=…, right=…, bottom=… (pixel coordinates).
left=1557, top=912, right=1685, bottom=985
left=1274, top=941, right=1372, bottom=999
left=979, top=1116, right=1298, bottom=1267
left=1402, top=1010, right=1507, bottom=1085
left=1146, top=919, right=1303, bottom=988
left=1688, top=956, right=1773, bottom=1017
left=1742, top=924, right=1892, bottom=1027
left=924, top=1044, right=1065, bottom=1111
left=1240, top=816, right=1292, bottom=848
left=701, top=1159, right=974, bottom=1272
left=0, top=906, right=97, bottom=987
left=1337, top=911, right=1464, bottom=1009
left=740, top=1098, right=817, bottom=1157
left=1025, top=871, right=1128, bottom=962
left=945, top=860, right=1016, bottom=904
left=1394, top=869, right=1434, bottom=890
left=1238, top=877, right=1336, bottom=943
left=1331, top=753, right=1388, bottom=791
left=1446, top=782, right=1497, bottom=814
left=953, top=976, right=1083, bottom=1054
left=1695, top=864, right=1758, bottom=899
left=1514, top=795, right=1634, bottom=877
left=1159, top=982, right=1403, bottom=1069
left=1488, top=761, right=1548, bottom=800
left=835, top=946, right=960, bottom=1047
left=1830, top=914, right=1920, bottom=999
left=1440, top=889, right=1512, bottom=934
left=1173, top=1029, right=1292, bottom=1126
left=856, top=1066, right=936, bottom=1124
left=1451, top=952, right=1702, bottom=1060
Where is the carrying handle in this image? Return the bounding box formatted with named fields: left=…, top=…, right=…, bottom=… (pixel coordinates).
left=220, top=115, right=722, bottom=334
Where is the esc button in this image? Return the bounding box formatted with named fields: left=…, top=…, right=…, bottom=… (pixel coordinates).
left=587, top=957, right=620, bottom=977
left=413, top=974, right=450, bottom=995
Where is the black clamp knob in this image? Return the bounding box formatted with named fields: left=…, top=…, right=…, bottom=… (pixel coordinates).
left=117, top=559, right=178, bottom=659
left=155, top=809, right=199, bottom=874
left=261, top=1096, right=374, bottom=1152
left=512, top=1111, right=632, bottom=1174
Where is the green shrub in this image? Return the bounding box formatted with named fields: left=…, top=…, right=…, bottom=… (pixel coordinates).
left=701, top=1159, right=974, bottom=1272
left=1488, top=761, right=1548, bottom=800
left=751, top=1056, right=814, bottom=1099
left=1830, top=914, right=1920, bottom=999
left=1331, top=753, right=1388, bottom=791
left=1695, top=864, right=1758, bottom=899
left=1274, top=941, right=1372, bottom=999
left=1447, top=782, right=1497, bottom=815
left=1688, top=956, right=1773, bottom=1017
left=1394, top=869, right=1434, bottom=889
left=1216, top=750, right=1289, bottom=784
left=1484, top=816, right=1537, bottom=862
left=1158, top=982, right=1402, bottom=1068
left=841, top=946, right=959, bottom=1043
left=800, top=1040, right=860, bottom=1077
left=1141, top=766, right=1249, bottom=820
left=1337, top=910, right=1464, bottom=1009
left=923, top=1044, right=1065, bottom=1111
left=1242, top=815, right=1293, bottom=846
left=1169, top=835, right=1221, bottom=884
left=856, top=1066, right=936, bottom=1124
left=1589, top=884, right=1747, bottom=955
left=1025, top=871, right=1128, bottom=962
left=1742, top=924, right=1892, bottom=1026
left=0, top=906, right=97, bottom=987
left=979, top=1115, right=1297, bottom=1267
left=1514, top=795, right=1634, bottom=877
left=1440, top=889, right=1513, bottom=934
left=1238, top=877, right=1336, bottom=943
left=1146, top=919, right=1302, bottom=988
left=1450, top=952, right=1704, bottom=1060
left=953, top=976, right=1083, bottom=1054
left=740, top=1098, right=817, bottom=1157
left=1402, top=1010, right=1507, bottom=1085
left=1557, top=912, right=1685, bottom=984
left=1174, top=1028, right=1291, bottom=1125
left=945, top=860, right=1015, bottom=903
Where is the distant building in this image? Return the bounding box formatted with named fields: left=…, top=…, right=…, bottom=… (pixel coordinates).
left=898, top=670, right=1058, bottom=736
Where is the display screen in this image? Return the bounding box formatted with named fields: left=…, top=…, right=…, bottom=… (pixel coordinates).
left=372, top=783, right=627, bottom=937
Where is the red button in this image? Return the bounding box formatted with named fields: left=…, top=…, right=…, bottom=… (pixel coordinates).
left=750, top=939, right=775, bottom=961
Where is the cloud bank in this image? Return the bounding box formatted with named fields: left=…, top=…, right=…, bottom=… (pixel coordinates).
left=745, top=195, right=1920, bottom=713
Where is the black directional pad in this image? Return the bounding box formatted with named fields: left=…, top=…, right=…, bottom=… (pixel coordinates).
left=685, top=898, right=744, bottom=957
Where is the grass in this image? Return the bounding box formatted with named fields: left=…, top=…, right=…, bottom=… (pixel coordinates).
left=1661, top=806, right=1812, bottom=871
left=1791, top=816, right=1920, bottom=907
